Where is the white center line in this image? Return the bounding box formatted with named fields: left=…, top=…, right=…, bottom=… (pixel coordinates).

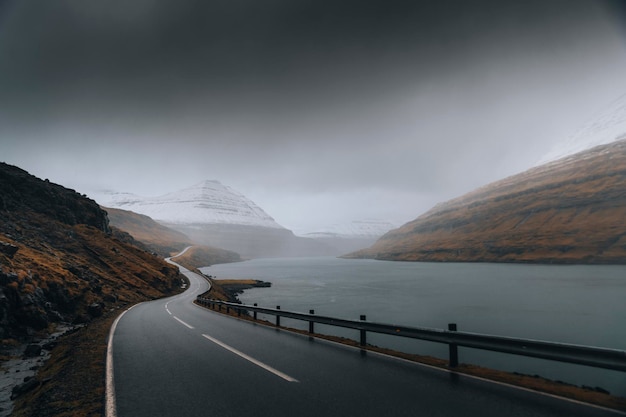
left=173, top=316, right=194, bottom=329
left=202, top=334, right=299, bottom=383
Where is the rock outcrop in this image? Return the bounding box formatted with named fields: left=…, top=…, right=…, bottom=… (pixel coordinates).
left=0, top=162, right=183, bottom=339
left=0, top=163, right=110, bottom=233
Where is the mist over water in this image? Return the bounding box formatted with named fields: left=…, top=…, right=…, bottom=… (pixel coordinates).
left=205, top=258, right=626, bottom=396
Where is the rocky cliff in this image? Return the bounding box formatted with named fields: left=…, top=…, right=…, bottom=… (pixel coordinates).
left=0, top=162, right=183, bottom=340
left=346, top=140, right=626, bottom=264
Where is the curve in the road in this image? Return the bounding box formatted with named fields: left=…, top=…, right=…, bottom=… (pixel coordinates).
left=106, top=253, right=625, bottom=417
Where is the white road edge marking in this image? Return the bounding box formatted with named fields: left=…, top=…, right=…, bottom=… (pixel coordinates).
left=173, top=316, right=194, bottom=329
left=105, top=303, right=141, bottom=417
left=202, top=334, right=299, bottom=383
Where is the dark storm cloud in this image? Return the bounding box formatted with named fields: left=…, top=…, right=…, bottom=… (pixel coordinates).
left=0, top=0, right=609, bottom=124
left=1, top=0, right=625, bottom=231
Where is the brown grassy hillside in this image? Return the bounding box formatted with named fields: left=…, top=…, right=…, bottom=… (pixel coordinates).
left=170, top=245, right=241, bottom=271
left=0, top=162, right=183, bottom=340
left=347, top=140, right=626, bottom=263
left=105, top=207, right=242, bottom=266
left=104, top=206, right=193, bottom=256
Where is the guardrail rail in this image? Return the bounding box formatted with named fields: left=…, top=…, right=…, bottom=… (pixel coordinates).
left=196, top=297, right=626, bottom=372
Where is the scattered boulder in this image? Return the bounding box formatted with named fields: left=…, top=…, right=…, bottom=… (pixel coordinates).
left=0, top=272, right=18, bottom=285
left=11, top=377, right=40, bottom=399
left=73, top=314, right=90, bottom=325
left=18, top=307, right=49, bottom=330
left=23, top=344, right=42, bottom=358
left=87, top=303, right=103, bottom=318
left=103, top=293, right=118, bottom=303
left=0, top=241, right=18, bottom=258
left=42, top=340, right=57, bottom=351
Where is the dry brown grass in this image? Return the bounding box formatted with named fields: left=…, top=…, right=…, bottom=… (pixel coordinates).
left=0, top=163, right=186, bottom=415
left=104, top=207, right=192, bottom=256
left=1, top=218, right=181, bottom=317
left=11, top=313, right=117, bottom=417
left=171, top=245, right=241, bottom=271
left=349, top=141, right=626, bottom=264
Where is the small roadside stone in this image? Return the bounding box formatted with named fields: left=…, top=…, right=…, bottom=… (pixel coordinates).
left=23, top=344, right=41, bottom=358
left=88, top=303, right=103, bottom=318
left=11, top=378, right=39, bottom=399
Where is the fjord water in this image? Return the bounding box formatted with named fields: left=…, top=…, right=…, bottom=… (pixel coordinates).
left=203, top=257, right=626, bottom=396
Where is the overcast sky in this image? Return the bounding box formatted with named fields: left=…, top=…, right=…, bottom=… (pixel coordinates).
left=2, top=0, right=626, bottom=233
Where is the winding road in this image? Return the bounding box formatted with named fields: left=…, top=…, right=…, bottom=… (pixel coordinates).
left=106, top=256, right=622, bottom=417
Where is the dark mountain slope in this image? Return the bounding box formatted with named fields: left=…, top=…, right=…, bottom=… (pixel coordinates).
left=0, top=162, right=183, bottom=339
left=105, top=206, right=242, bottom=264
left=104, top=206, right=192, bottom=256
left=346, top=140, right=626, bottom=264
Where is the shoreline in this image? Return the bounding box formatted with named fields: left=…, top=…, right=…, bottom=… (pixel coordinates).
left=212, top=279, right=271, bottom=302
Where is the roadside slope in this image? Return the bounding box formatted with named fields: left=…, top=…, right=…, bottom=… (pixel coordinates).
left=0, top=162, right=185, bottom=416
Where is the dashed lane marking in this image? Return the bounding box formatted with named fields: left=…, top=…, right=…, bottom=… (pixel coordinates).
left=173, top=316, right=194, bottom=329
left=202, top=334, right=299, bottom=383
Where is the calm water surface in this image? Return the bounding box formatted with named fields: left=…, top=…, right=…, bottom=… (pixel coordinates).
left=203, top=257, right=626, bottom=396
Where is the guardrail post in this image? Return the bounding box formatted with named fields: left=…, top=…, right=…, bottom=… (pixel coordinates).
left=360, top=315, right=367, bottom=347
left=309, top=310, right=315, bottom=334
left=237, top=306, right=241, bottom=317
left=190, top=300, right=626, bottom=372
left=253, top=303, right=257, bottom=320
left=448, top=323, right=458, bottom=368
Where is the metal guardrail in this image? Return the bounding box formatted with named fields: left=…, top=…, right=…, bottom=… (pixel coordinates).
left=197, top=296, right=626, bottom=372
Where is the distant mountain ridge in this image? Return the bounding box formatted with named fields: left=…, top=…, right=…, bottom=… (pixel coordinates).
left=346, top=140, right=626, bottom=264
left=303, top=219, right=396, bottom=255
left=304, top=219, right=395, bottom=238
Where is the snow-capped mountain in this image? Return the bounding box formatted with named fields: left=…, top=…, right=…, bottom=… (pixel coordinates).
left=538, top=93, right=626, bottom=165
left=100, top=180, right=284, bottom=229
left=98, top=180, right=333, bottom=259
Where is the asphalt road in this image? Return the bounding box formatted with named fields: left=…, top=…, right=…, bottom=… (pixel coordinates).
left=109, top=262, right=622, bottom=417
